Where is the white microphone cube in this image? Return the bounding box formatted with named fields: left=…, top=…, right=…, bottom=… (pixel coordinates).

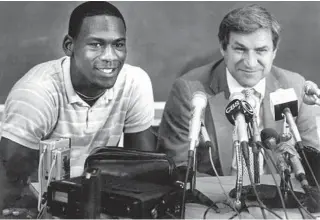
left=270, top=88, right=298, bottom=121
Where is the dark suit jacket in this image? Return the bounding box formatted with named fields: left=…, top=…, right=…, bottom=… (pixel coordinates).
left=157, top=58, right=320, bottom=176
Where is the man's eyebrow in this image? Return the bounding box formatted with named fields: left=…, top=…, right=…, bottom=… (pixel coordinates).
left=233, top=41, right=247, bottom=48
left=114, top=38, right=126, bottom=42
left=233, top=41, right=269, bottom=49
left=255, top=46, right=269, bottom=50
left=87, top=37, right=126, bottom=42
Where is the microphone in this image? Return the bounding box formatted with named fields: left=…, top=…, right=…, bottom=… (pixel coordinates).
left=303, top=81, right=320, bottom=106
left=225, top=94, right=255, bottom=185
left=275, top=136, right=320, bottom=213
left=225, top=95, right=254, bottom=143
left=181, top=92, right=216, bottom=219
left=230, top=92, right=261, bottom=183
left=230, top=92, right=260, bottom=143
left=261, top=129, right=320, bottom=213
left=261, top=128, right=290, bottom=176
left=261, top=128, right=309, bottom=190
left=188, top=92, right=208, bottom=151
left=270, top=88, right=304, bottom=150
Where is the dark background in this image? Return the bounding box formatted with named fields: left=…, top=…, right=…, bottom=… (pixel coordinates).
left=0, top=1, right=319, bottom=103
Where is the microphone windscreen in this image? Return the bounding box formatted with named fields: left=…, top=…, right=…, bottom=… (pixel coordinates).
left=260, top=128, right=280, bottom=144
left=191, top=91, right=207, bottom=109
left=270, top=88, right=298, bottom=121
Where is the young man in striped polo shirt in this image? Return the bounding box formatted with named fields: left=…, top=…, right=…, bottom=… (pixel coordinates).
left=0, top=1, right=156, bottom=210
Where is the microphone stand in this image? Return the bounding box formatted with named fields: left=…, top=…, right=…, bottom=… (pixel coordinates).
left=230, top=118, right=265, bottom=203
left=180, top=144, right=219, bottom=219
left=279, top=153, right=291, bottom=194
left=230, top=142, right=306, bottom=210
left=229, top=125, right=299, bottom=211
left=282, top=108, right=320, bottom=193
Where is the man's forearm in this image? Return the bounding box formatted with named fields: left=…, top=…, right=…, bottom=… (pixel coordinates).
left=0, top=140, right=39, bottom=210
left=5, top=152, right=38, bottom=184
left=0, top=158, right=27, bottom=211
left=123, top=127, right=157, bottom=152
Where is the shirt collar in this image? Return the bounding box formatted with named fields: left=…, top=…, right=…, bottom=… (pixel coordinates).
left=61, top=56, right=114, bottom=105
left=226, top=68, right=266, bottom=100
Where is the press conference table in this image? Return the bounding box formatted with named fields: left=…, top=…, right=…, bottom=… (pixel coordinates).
left=30, top=174, right=320, bottom=219
left=185, top=174, right=319, bottom=219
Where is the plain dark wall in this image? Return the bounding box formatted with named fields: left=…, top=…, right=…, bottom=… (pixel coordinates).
left=0, top=1, right=320, bottom=103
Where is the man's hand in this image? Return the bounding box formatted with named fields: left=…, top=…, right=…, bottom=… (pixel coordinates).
left=303, top=81, right=320, bottom=106
left=302, top=93, right=320, bottom=106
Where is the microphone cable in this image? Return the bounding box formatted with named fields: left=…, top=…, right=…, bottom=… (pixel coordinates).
left=288, top=179, right=305, bottom=219
left=255, top=142, right=288, bottom=219
left=260, top=143, right=316, bottom=219
left=203, top=201, right=237, bottom=219
left=37, top=146, right=47, bottom=212
left=37, top=152, right=58, bottom=219
left=47, top=152, right=57, bottom=188
left=297, top=147, right=320, bottom=192
left=241, top=141, right=267, bottom=219
left=229, top=204, right=283, bottom=219
left=205, top=147, right=241, bottom=219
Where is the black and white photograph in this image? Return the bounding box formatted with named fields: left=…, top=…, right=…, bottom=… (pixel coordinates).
left=0, top=1, right=320, bottom=219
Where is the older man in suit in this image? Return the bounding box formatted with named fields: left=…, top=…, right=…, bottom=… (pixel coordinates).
left=157, top=4, right=320, bottom=176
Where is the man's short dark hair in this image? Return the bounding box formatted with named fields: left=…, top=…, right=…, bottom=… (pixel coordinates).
left=218, top=4, right=281, bottom=51
left=68, top=1, right=126, bottom=38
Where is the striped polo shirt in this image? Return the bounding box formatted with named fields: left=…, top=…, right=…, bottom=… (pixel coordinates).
left=1, top=56, right=154, bottom=170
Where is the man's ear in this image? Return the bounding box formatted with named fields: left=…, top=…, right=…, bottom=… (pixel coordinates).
left=219, top=44, right=225, bottom=57
left=62, top=35, right=74, bottom=56
left=272, top=48, right=278, bottom=60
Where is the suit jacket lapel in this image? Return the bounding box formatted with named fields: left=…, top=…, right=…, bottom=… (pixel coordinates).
left=206, top=59, right=234, bottom=175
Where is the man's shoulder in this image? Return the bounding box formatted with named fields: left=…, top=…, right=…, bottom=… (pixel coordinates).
left=119, top=63, right=151, bottom=85
left=28, top=57, right=64, bottom=75
left=11, top=57, right=65, bottom=94
left=271, top=65, right=305, bottom=86
left=17, top=57, right=64, bottom=84
left=172, top=59, right=223, bottom=91
left=122, top=63, right=149, bottom=77
left=180, top=59, right=220, bottom=81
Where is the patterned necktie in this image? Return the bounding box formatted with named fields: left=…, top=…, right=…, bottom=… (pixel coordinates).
left=241, top=88, right=263, bottom=179
left=231, top=88, right=265, bottom=177
left=242, top=88, right=259, bottom=109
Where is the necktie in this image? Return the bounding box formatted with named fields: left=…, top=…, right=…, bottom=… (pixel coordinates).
left=239, top=89, right=254, bottom=178
left=242, top=88, right=260, bottom=109
left=230, top=88, right=265, bottom=176
left=241, top=88, right=264, bottom=179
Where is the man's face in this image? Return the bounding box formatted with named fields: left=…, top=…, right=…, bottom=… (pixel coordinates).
left=220, top=29, right=277, bottom=88
left=71, top=15, right=126, bottom=89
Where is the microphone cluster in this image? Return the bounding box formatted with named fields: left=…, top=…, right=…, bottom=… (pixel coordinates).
left=185, top=83, right=320, bottom=215
left=261, top=128, right=308, bottom=190
left=225, top=85, right=320, bottom=214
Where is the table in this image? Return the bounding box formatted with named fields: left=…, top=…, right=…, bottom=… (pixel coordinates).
left=30, top=175, right=320, bottom=219
left=185, top=174, right=320, bottom=219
